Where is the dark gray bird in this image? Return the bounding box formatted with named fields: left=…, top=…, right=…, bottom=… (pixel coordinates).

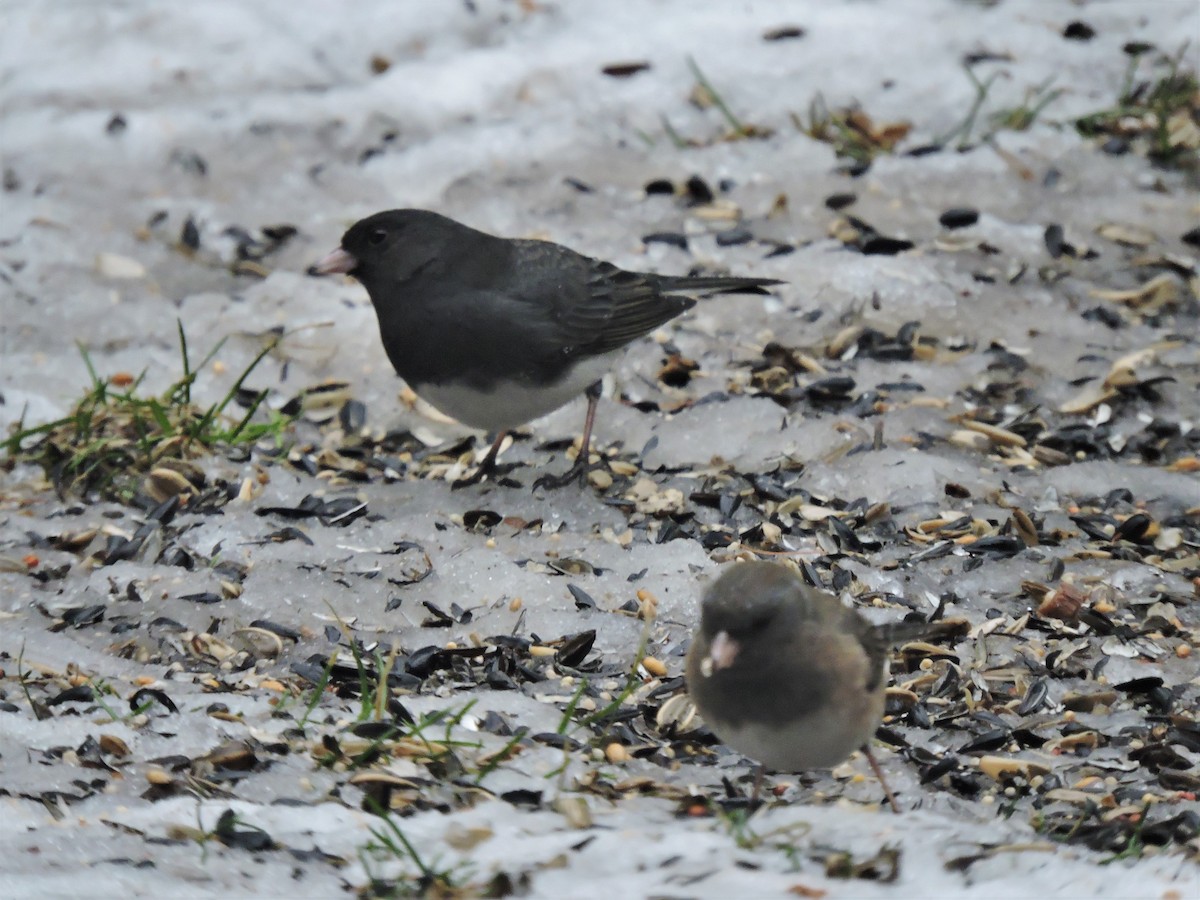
left=686, top=560, right=961, bottom=813
left=313, top=209, right=781, bottom=488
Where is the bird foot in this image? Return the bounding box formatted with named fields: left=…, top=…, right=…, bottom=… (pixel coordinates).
left=451, top=469, right=489, bottom=490
left=450, top=461, right=520, bottom=490
left=531, top=458, right=599, bottom=491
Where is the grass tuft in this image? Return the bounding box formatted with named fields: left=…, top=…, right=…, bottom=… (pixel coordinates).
left=795, top=95, right=911, bottom=163
left=2, top=321, right=291, bottom=500
left=1075, top=42, right=1199, bottom=169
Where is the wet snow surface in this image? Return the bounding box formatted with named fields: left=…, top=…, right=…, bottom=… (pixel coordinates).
left=2, top=1, right=1198, bottom=897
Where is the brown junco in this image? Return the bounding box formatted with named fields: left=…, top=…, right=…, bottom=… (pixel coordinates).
left=686, top=560, right=957, bottom=812
left=312, top=209, right=781, bottom=488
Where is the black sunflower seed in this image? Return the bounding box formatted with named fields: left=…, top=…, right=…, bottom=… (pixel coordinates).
left=939, top=208, right=979, bottom=229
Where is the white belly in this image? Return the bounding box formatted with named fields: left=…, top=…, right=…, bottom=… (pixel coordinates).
left=417, top=351, right=620, bottom=432
left=717, top=702, right=878, bottom=771
left=703, top=675, right=887, bottom=772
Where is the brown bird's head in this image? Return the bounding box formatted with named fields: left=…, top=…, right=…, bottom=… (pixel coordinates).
left=694, top=561, right=823, bottom=676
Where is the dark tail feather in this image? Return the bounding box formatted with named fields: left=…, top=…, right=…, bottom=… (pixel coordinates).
left=875, top=617, right=971, bottom=646
left=658, top=275, right=784, bottom=296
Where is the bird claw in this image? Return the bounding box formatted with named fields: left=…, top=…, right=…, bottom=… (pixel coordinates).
left=450, top=469, right=488, bottom=490
left=451, top=461, right=520, bottom=490
left=532, top=459, right=596, bottom=491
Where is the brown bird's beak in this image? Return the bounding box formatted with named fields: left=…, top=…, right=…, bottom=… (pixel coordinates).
left=312, top=247, right=358, bottom=276
left=703, top=631, right=740, bottom=676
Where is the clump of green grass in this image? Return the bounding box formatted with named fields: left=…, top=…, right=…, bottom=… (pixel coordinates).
left=359, top=799, right=473, bottom=898
left=991, top=76, right=1064, bottom=133
left=1075, top=42, right=1198, bottom=168
left=796, top=64, right=1063, bottom=162
left=793, top=95, right=912, bottom=164
left=936, top=67, right=1063, bottom=151
left=685, top=56, right=774, bottom=141
left=653, top=56, right=773, bottom=148
left=2, top=321, right=290, bottom=500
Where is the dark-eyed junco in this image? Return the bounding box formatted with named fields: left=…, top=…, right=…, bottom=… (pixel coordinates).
left=313, top=209, right=781, bottom=488
left=686, top=560, right=959, bottom=813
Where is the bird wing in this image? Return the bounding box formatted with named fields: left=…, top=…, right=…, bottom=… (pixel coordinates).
left=509, top=241, right=780, bottom=359
left=571, top=260, right=697, bottom=354
left=505, top=242, right=693, bottom=358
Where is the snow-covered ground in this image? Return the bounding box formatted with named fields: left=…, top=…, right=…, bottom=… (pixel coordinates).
left=2, top=1, right=1198, bottom=897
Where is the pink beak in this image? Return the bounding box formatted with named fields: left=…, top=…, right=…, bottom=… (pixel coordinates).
left=708, top=631, right=740, bottom=672
left=312, top=247, right=358, bottom=275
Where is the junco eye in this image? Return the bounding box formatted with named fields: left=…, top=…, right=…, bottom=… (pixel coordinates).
left=367, top=228, right=388, bottom=246
left=747, top=612, right=773, bottom=633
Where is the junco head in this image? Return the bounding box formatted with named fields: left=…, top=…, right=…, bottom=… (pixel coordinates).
left=686, top=560, right=955, bottom=812
left=313, top=209, right=781, bottom=488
